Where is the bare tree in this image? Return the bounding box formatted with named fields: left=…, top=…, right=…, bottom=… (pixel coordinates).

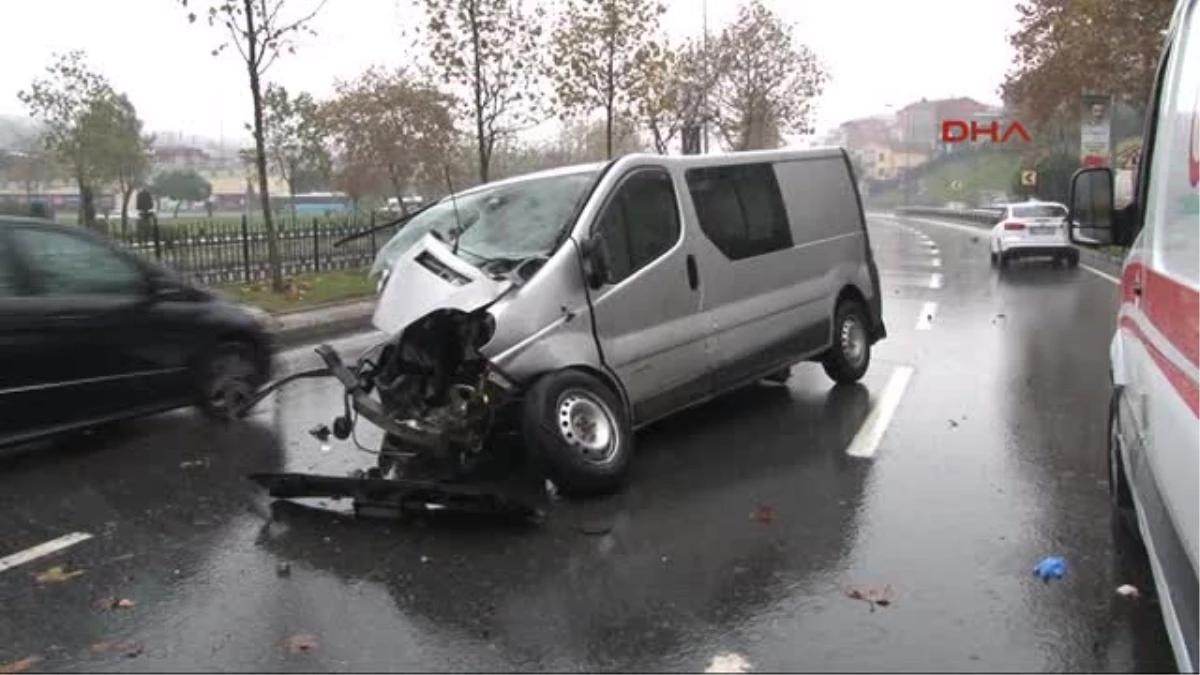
left=263, top=83, right=331, bottom=223
left=550, top=0, right=666, bottom=159
left=18, top=51, right=117, bottom=230
left=180, top=0, right=328, bottom=293
left=92, top=94, right=155, bottom=235
left=711, top=0, right=827, bottom=151
left=323, top=68, right=458, bottom=215
left=415, top=0, right=548, bottom=184
left=632, top=39, right=716, bottom=154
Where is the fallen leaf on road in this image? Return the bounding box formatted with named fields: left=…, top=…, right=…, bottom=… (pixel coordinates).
left=277, top=561, right=292, bottom=577
left=1116, top=584, right=1140, bottom=598
left=0, top=657, right=40, bottom=674
left=949, top=419, right=959, bottom=428
left=90, top=641, right=113, bottom=654
left=96, top=597, right=136, bottom=610
left=846, top=584, right=897, bottom=612
left=286, top=633, right=318, bottom=654
left=751, top=506, right=774, bottom=524
left=123, top=643, right=145, bottom=658
left=35, top=565, right=84, bottom=584
left=705, top=652, right=752, bottom=673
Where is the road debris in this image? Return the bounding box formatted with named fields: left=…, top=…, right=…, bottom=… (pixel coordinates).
left=948, top=419, right=959, bottom=428
left=845, top=584, right=897, bottom=612
left=286, top=633, right=318, bottom=655
left=179, top=459, right=209, bottom=469
left=308, top=424, right=332, bottom=442
left=95, top=597, right=137, bottom=610
left=0, top=656, right=41, bottom=674
left=34, top=565, right=84, bottom=584
left=1116, top=584, right=1140, bottom=598
left=751, top=506, right=774, bottom=525
left=1032, top=556, right=1067, bottom=581
left=277, top=561, right=292, bottom=577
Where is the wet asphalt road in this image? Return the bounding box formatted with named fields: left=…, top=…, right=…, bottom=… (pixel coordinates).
left=0, top=214, right=1177, bottom=672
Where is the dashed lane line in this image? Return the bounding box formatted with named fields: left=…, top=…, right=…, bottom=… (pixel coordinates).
left=846, top=366, right=916, bottom=459
left=930, top=273, right=943, bottom=289
left=0, top=532, right=93, bottom=575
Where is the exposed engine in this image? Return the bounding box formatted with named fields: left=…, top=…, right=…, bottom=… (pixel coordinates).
left=367, top=308, right=513, bottom=478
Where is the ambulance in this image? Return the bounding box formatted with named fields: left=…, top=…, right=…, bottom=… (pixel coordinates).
left=1068, top=0, right=1198, bottom=669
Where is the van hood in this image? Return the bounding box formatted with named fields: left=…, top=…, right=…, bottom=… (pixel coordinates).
left=372, top=234, right=514, bottom=335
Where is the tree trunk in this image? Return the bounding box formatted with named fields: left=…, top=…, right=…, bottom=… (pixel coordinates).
left=244, top=0, right=285, bottom=294
left=287, top=174, right=298, bottom=227
left=469, top=0, right=489, bottom=184
left=120, top=186, right=133, bottom=238
left=389, top=166, right=409, bottom=216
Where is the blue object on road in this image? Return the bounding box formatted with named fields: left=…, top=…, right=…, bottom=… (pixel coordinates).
left=1033, top=556, right=1067, bottom=581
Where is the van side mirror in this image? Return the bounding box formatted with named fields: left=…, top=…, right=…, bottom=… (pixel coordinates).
left=1066, top=167, right=1115, bottom=248
left=580, top=237, right=609, bottom=290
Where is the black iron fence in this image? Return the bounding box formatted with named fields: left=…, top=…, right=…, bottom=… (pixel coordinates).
left=113, top=214, right=399, bottom=286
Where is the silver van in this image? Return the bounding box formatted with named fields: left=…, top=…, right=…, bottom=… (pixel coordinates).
left=353, top=148, right=886, bottom=497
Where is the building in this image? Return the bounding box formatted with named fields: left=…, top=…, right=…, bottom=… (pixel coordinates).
left=896, top=97, right=1001, bottom=154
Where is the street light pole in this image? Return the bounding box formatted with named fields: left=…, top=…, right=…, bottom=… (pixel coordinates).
left=702, top=0, right=709, bottom=154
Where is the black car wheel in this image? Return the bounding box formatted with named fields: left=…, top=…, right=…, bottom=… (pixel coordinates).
left=197, top=341, right=260, bottom=421
left=522, top=370, right=633, bottom=497
left=822, top=299, right=871, bottom=384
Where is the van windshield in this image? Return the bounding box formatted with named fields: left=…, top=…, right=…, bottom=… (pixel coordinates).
left=370, top=170, right=599, bottom=277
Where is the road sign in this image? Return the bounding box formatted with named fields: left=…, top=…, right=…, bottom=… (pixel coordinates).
left=949, top=180, right=963, bottom=191
left=1021, top=170, right=1037, bottom=186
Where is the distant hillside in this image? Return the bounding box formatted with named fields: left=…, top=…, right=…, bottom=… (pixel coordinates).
left=0, top=115, right=39, bottom=150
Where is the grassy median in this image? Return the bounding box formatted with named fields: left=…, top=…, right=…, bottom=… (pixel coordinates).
left=218, top=268, right=376, bottom=314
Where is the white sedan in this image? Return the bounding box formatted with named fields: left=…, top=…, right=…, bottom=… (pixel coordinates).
left=989, top=201, right=1079, bottom=268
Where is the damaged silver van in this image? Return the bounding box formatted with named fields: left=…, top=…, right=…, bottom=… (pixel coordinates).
left=249, top=148, right=886, bottom=504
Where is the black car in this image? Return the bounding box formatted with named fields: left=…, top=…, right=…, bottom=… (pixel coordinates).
left=0, top=216, right=273, bottom=449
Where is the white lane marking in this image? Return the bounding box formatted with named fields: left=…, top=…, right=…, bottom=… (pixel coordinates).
left=846, top=366, right=916, bottom=459
left=1082, top=264, right=1120, bottom=285
left=931, top=258, right=942, bottom=268
left=930, top=273, right=943, bottom=289
left=916, top=301, right=938, bottom=330
left=0, top=532, right=93, bottom=574
left=705, top=653, right=752, bottom=673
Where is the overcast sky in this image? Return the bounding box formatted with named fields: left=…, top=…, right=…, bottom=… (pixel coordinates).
left=0, top=0, right=1020, bottom=145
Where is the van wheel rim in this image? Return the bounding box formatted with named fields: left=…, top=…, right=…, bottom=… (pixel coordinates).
left=557, top=390, right=618, bottom=465
left=841, top=315, right=867, bottom=367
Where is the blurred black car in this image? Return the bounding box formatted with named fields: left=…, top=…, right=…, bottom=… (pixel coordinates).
left=0, top=216, right=273, bottom=450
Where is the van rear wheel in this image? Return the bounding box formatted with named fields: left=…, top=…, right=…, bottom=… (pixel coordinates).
left=822, top=300, right=871, bottom=384
left=522, top=370, right=633, bottom=497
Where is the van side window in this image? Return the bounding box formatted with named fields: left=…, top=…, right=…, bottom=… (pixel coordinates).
left=686, top=163, right=793, bottom=260
left=594, top=169, right=681, bottom=285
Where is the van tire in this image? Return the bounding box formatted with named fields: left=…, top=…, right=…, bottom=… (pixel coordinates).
left=822, top=300, right=872, bottom=384
left=1108, top=387, right=1139, bottom=533
left=522, top=370, right=633, bottom=497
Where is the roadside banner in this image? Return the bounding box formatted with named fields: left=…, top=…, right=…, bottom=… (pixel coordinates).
left=1081, top=93, right=1113, bottom=168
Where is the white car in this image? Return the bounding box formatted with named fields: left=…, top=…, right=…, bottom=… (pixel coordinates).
left=988, top=200, right=1079, bottom=268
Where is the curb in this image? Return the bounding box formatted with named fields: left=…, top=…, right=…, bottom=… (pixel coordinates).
left=265, top=299, right=377, bottom=349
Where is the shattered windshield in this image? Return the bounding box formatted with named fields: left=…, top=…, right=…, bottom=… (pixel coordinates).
left=370, top=170, right=598, bottom=277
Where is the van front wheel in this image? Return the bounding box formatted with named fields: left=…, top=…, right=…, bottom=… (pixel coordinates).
left=822, top=300, right=872, bottom=384
left=522, top=370, right=633, bottom=497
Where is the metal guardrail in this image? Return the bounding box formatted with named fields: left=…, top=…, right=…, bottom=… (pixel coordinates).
left=893, top=206, right=1003, bottom=226
left=891, top=206, right=1130, bottom=276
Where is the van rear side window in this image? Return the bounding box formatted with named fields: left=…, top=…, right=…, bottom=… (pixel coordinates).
left=772, top=157, right=862, bottom=245
left=685, top=163, right=793, bottom=260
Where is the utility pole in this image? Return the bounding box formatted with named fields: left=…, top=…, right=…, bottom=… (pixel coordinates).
left=701, top=0, right=709, bottom=154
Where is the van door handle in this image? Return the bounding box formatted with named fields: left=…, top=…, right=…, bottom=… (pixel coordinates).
left=686, top=255, right=699, bottom=290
